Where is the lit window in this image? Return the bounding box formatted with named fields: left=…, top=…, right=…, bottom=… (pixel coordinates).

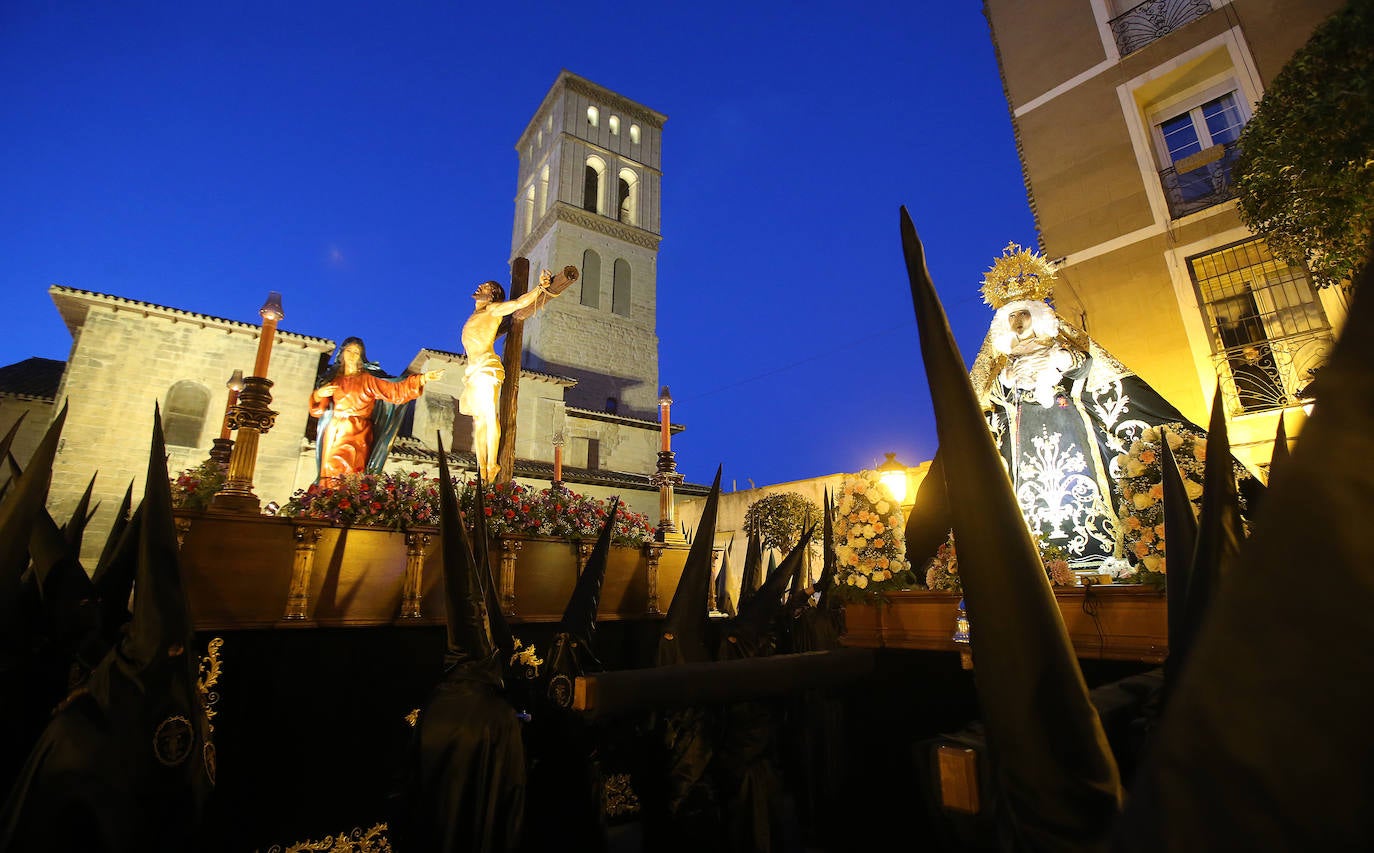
left=629, top=124, right=640, bottom=144
left=538, top=165, right=549, bottom=215
left=524, top=184, right=535, bottom=235
left=616, top=168, right=638, bottom=226
left=583, top=156, right=606, bottom=215
left=1188, top=238, right=1334, bottom=415
left=609, top=115, right=620, bottom=135
left=586, top=105, right=599, bottom=127
left=164, top=381, right=211, bottom=448
left=1153, top=90, right=1246, bottom=218
left=581, top=250, right=601, bottom=308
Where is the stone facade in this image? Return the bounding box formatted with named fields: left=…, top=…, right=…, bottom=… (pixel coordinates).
left=40, top=287, right=333, bottom=562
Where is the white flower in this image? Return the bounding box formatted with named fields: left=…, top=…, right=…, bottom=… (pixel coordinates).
left=853, top=537, right=867, bottom=549
left=1165, top=430, right=1185, bottom=451
left=876, top=500, right=890, bottom=515
left=1184, top=479, right=1204, bottom=500
left=1132, top=493, right=1156, bottom=509
left=1143, top=426, right=1160, bottom=443
left=854, top=574, right=869, bottom=589
left=1141, top=554, right=1164, bottom=574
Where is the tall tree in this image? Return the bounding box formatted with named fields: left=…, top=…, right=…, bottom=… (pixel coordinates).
left=1233, top=0, right=1374, bottom=291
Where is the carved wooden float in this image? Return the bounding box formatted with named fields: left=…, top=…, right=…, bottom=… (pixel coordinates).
left=840, top=585, right=1168, bottom=663
left=174, top=510, right=690, bottom=631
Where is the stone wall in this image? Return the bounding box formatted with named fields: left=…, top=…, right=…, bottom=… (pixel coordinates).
left=47, top=288, right=334, bottom=565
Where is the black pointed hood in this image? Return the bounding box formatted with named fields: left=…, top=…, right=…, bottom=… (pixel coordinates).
left=904, top=450, right=951, bottom=569
left=542, top=498, right=620, bottom=708
left=0, top=403, right=68, bottom=661
left=436, top=437, right=502, bottom=686
left=1170, top=388, right=1245, bottom=680
left=723, top=525, right=813, bottom=660
left=656, top=465, right=721, bottom=667
left=93, top=480, right=135, bottom=583
left=715, top=536, right=737, bottom=617
left=1268, top=411, right=1292, bottom=487
left=816, top=487, right=838, bottom=595
left=92, top=502, right=143, bottom=651
left=469, top=469, right=515, bottom=662
left=119, top=404, right=195, bottom=676
left=559, top=497, right=618, bottom=647
left=1159, top=428, right=1199, bottom=699
left=738, top=516, right=764, bottom=608
left=62, top=472, right=98, bottom=556
left=900, top=207, right=1120, bottom=846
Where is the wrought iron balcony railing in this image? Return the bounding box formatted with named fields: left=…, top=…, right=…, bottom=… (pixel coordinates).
left=1159, top=139, right=1241, bottom=219
left=1109, top=0, right=1213, bottom=56
left=1212, top=329, right=1335, bottom=417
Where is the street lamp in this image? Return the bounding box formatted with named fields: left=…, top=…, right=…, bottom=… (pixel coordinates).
left=877, top=452, right=908, bottom=505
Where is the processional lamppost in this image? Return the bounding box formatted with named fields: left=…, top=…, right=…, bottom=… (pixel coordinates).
left=211, top=293, right=284, bottom=513
left=551, top=431, right=565, bottom=491
left=650, top=385, right=685, bottom=543
left=208, top=369, right=245, bottom=470
left=876, top=452, right=910, bottom=506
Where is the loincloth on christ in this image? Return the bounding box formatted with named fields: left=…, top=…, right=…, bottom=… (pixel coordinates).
left=458, top=353, right=505, bottom=415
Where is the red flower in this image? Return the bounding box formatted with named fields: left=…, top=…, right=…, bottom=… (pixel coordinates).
left=484, top=507, right=493, bottom=517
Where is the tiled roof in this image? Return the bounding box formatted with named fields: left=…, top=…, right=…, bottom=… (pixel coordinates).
left=0, top=357, right=65, bottom=400
left=385, top=436, right=712, bottom=495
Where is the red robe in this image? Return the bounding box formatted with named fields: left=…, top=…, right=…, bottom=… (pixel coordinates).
left=311, top=372, right=427, bottom=481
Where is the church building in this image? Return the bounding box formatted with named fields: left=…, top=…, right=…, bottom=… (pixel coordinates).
left=0, top=71, right=703, bottom=564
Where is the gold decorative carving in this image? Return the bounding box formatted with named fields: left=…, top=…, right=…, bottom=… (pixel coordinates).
left=175, top=517, right=193, bottom=550
left=603, top=773, right=641, bottom=818
left=284, top=525, right=323, bottom=620
left=399, top=531, right=431, bottom=619
left=576, top=540, right=595, bottom=576
left=645, top=544, right=664, bottom=615
left=198, top=636, right=224, bottom=735
left=262, top=822, right=392, bottom=852
left=404, top=708, right=419, bottom=728
left=499, top=538, right=522, bottom=617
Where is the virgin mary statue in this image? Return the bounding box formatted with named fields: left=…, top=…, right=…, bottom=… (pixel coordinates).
left=969, top=245, right=1194, bottom=570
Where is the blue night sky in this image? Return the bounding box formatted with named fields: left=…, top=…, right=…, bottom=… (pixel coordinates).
left=1, top=1, right=1036, bottom=490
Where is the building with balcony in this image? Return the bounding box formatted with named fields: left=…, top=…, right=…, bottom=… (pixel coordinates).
left=982, top=0, right=1351, bottom=471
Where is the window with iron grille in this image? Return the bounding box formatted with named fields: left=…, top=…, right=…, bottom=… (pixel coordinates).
left=1187, top=238, right=1335, bottom=416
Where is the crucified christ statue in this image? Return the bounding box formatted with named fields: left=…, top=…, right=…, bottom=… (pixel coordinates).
left=459, top=266, right=577, bottom=482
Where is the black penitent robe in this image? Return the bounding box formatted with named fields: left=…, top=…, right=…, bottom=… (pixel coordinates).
left=390, top=678, right=526, bottom=853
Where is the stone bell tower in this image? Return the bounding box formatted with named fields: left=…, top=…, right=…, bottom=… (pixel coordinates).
left=510, top=70, right=666, bottom=420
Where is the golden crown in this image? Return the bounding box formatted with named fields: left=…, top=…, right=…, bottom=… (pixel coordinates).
left=980, top=242, right=1058, bottom=308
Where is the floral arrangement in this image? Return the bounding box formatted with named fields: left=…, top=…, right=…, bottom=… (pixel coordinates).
left=458, top=481, right=656, bottom=547
left=1113, top=423, right=1250, bottom=587
left=278, top=472, right=656, bottom=546
left=924, top=529, right=1078, bottom=591
left=169, top=459, right=227, bottom=511
left=279, top=470, right=440, bottom=530
left=830, top=469, right=916, bottom=601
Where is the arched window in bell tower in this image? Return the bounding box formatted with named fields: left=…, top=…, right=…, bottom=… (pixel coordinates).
left=586, top=105, right=599, bottom=127
left=617, top=168, right=638, bottom=226
left=612, top=258, right=631, bottom=317
left=581, top=249, right=601, bottom=308
left=583, top=156, right=606, bottom=215
left=523, top=184, right=535, bottom=236
left=538, top=165, right=549, bottom=215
